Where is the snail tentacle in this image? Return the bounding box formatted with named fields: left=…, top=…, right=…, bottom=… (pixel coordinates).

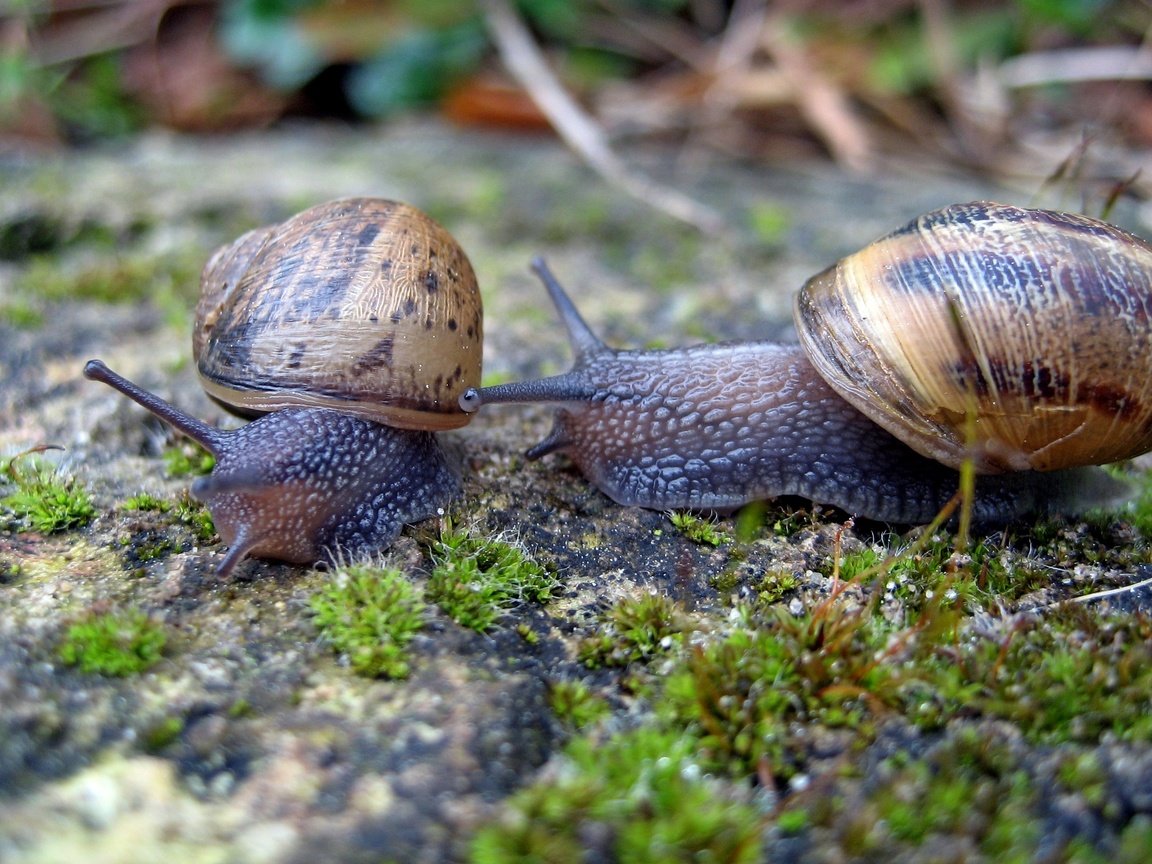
left=84, top=360, right=225, bottom=454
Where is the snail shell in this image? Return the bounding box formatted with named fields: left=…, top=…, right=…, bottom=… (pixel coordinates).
left=194, top=198, right=483, bottom=431
left=795, top=201, right=1152, bottom=473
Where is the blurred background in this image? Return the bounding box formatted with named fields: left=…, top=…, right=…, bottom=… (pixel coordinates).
left=3, top=0, right=1150, bottom=202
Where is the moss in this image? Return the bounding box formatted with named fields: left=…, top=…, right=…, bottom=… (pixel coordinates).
left=536, top=193, right=615, bottom=245
left=121, top=493, right=171, bottom=513
left=667, top=511, right=730, bottom=546
left=783, top=727, right=1054, bottom=858
left=548, top=679, right=610, bottom=730
left=746, top=201, right=792, bottom=246
left=754, top=569, right=802, bottom=605
left=0, top=559, right=21, bottom=583
left=309, top=564, right=426, bottom=679
left=624, top=230, right=704, bottom=296
left=1129, top=468, right=1152, bottom=540
left=227, top=698, right=254, bottom=719
left=13, top=247, right=202, bottom=309
left=163, top=441, right=216, bottom=477
left=470, top=728, right=762, bottom=864
left=58, top=608, right=168, bottom=676
left=425, top=171, right=507, bottom=226
left=950, top=606, right=1152, bottom=744
left=837, top=534, right=1046, bottom=615
left=708, top=564, right=743, bottom=594
left=776, top=807, right=808, bottom=836
left=172, top=492, right=216, bottom=544
left=425, top=524, right=556, bottom=633
left=125, top=530, right=180, bottom=564
left=857, top=736, right=1040, bottom=857
left=659, top=602, right=888, bottom=777
left=1, top=454, right=95, bottom=534
left=0, top=299, right=43, bottom=328
left=735, top=502, right=814, bottom=540
left=117, top=490, right=215, bottom=556
left=142, top=715, right=185, bottom=752
left=1116, top=817, right=1152, bottom=864
left=577, top=592, right=693, bottom=669
left=836, top=547, right=885, bottom=580
left=853, top=597, right=1152, bottom=744
left=1057, top=752, right=1109, bottom=809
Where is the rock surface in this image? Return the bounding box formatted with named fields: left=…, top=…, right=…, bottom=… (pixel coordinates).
left=2, top=120, right=1151, bottom=863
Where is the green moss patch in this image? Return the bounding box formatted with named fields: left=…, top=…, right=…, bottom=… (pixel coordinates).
left=58, top=607, right=168, bottom=676
left=667, top=511, right=731, bottom=546
left=426, top=525, right=556, bottom=632
left=470, top=728, right=763, bottom=863
left=163, top=441, right=216, bottom=477
left=577, top=592, right=694, bottom=669
left=1, top=454, right=95, bottom=534
left=547, top=679, right=611, bottom=731
left=309, top=564, right=427, bottom=679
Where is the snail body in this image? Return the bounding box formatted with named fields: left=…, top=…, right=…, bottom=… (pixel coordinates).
left=84, top=361, right=458, bottom=577
left=461, top=202, right=1152, bottom=523
left=86, top=198, right=481, bottom=577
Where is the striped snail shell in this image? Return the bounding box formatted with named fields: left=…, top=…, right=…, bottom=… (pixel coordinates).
left=795, top=201, right=1152, bottom=474
left=193, top=197, right=483, bottom=431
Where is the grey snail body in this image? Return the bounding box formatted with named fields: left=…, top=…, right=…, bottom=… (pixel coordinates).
left=86, top=198, right=481, bottom=577
left=461, top=202, right=1152, bottom=524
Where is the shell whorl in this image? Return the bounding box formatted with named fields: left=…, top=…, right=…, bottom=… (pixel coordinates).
left=195, top=198, right=483, bottom=431
left=795, top=201, right=1152, bottom=473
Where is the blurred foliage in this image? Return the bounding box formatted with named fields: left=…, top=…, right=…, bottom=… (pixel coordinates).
left=0, top=0, right=1148, bottom=176
left=865, top=0, right=1130, bottom=94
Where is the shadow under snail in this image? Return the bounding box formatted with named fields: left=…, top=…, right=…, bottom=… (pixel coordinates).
left=85, top=198, right=483, bottom=578
left=460, top=201, right=1152, bottom=524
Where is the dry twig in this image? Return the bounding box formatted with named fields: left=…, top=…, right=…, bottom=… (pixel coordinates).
left=481, top=0, right=726, bottom=236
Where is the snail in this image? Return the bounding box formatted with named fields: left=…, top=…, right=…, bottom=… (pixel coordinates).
left=85, top=198, right=482, bottom=577
left=460, top=202, right=1152, bottom=524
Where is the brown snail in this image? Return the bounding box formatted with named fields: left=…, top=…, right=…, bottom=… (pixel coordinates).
left=86, top=198, right=482, bottom=577
left=460, top=202, right=1152, bottom=524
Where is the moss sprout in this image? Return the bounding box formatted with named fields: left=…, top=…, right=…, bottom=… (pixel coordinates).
left=426, top=525, right=556, bottom=632
left=1129, top=468, right=1152, bottom=540
left=14, top=247, right=203, bottom=308
left=172, top=492, right=216, bottom=544
left=548, top=679, right=610, bottom=730
left=117, top=490, right=215, bottom=556
left=577, top=592, right=693, bottom=669
left=667, top=511, right=731, bottom=546
left=755, top=570, right=802, bottom=605
left=1, top=454, right=95, bottom=534
left=58, top=608, right=168, bottom=676
left=309, top=564, right=426, bottom=679
left=121, top=493, right=171, bottom=512
left=142, top=716, right=186, bottom=752
left=826, top=735, right=1042, bottom=857
left=470, top=728, right=762, bottom=863
left=746, top=201, right=792, bottom=246
left=163, top=441, right=216, bottom=477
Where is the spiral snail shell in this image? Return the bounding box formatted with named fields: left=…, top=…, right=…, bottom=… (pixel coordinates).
left=194, top=197, right=483, bottom=431
left=796, top=202, right=1152, bottom=474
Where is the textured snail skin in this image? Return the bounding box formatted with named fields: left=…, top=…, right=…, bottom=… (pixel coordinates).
left=460, top=259, right=1129, bottom=524
left=84, top=360, right=459, bottom=578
